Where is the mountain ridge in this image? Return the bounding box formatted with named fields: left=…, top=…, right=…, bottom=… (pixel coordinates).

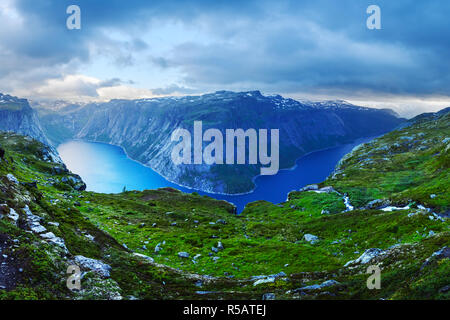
left=35, top=91, right=405, bottom=194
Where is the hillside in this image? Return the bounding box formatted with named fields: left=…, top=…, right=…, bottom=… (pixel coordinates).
left=37, top=91, right=405, bottom=194
left=0, top=108, right=448, bottom=300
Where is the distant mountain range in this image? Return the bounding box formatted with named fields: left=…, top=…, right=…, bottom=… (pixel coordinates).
left=2, top=91, right=405, bottom=193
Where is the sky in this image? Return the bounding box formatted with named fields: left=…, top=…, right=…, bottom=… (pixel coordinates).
left=0, top=0, right=449, bottom=117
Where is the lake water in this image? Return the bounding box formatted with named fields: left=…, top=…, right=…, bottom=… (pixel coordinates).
left=57, top=138, right=372, bottom=212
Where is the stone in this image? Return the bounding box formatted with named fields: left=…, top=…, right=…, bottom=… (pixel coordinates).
left=217, top=241, right=224, bottom=250
left=178, top=252, right=190, bottom=258
left=262, top=293, right=276, bottom=300
left=318, top=186, right=336, bottom=193
left=303, top=234, right=319, bottom=244
left=294, top=279, right=340, bottom=292
left=7, top=208, right=19, bottom=225
left=299, top=184, right=319, bottom=192
left=253, top=277, right=275, bottom=286
left=74, top=255, right=112, bottom=278
left=6, top=174, right=19, bottom=184
left=133, top=253, right=154, bottom=263
left=344, top=248, right=384, bottom=267
left=40, top=232, right=67, bottom=250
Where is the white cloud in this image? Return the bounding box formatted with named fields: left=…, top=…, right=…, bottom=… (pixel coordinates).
left=12, top=74, right=155, bottom=103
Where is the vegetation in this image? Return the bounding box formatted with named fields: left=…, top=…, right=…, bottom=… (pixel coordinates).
left=0, top=109, right=448, bottom=300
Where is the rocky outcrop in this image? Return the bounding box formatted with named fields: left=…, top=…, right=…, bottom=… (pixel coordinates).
left=0, top=93, right=49, bottom=145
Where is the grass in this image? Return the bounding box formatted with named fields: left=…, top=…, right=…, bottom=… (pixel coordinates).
left=0, top=110, right=448, bottom=299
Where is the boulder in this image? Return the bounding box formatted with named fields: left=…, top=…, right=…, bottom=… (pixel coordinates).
left=422, top=247, right=450, bottom=269
left=6, top=174, right=19, bottom=184
left=133, top=253, right=154, bottom=263
left=253, top=277, right=275, bottom=286
left=7, top=208, right=19, bottom=225
left=74, top=255, right=112, bottom=278
left=304, top=234, right=319, bottom=244
left=318, top=186, right=336, bottom=193
left=299, top=184, right=319, bottom=192
left=178, top=252, right=190, bottom=258
left=365, top=199, right=390, bottom=209
left=294, top=279, right=340, bottom=292
left=344, top=248, right=384, bottom=267
left=262, top=293, right=276, bottom=300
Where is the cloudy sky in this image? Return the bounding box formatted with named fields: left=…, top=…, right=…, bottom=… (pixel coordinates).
left=0, top=0, right=449, bottom=117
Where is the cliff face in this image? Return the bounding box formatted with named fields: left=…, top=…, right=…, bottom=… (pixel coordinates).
left=38, top=91, right=405, bottom=193
left=0, top=93, right=49, bottom=145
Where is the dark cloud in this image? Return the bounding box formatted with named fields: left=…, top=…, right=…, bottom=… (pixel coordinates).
left=1, top=0, right=450, bottom=100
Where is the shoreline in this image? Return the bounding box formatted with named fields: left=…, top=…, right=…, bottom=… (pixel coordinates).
left=57, top=135, right=378, bottom=197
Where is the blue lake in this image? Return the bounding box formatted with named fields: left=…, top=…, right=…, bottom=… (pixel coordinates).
left=57, top=138, right=372, bottom=212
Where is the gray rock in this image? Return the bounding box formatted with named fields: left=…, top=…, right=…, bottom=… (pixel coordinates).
left=344, top=248, right=384, bottom=267
left=304, top=234, right=319, bottom=244
left=253, top=277, right=275, bottom=286
left=217, top=241, right=224, bottom=250
left=6, top=174, right=19, bottom=184
left=422, top=247, right=450, bottom=269
left=295, top=279, right=340, bottom=291
left=7, top=208, right=19, bottom=225
left=74, top=255, right=112, bottom=278
left=40, top=232, right=67, bottom=251
left=154, top=243, right=162, bottom=253
left=178, top=252, right=190, bottom=258
left=133, top=253, right=154, bottom=263
left=262, top=293, right=276, bottom=300
left=300, top=184, right=319, bottom=192
left=318, top=186, right=336, bottom=193
left=365, top=199, right=390, bottom=209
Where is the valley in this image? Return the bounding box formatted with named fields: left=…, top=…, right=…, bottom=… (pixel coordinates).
left=0, top=106, right=448, bottom=300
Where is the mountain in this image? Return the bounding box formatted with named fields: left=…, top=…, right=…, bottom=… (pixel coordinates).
left=37, top=91, right=405, bottom=194
left=0, top=93, right=49, bottom=145
left=0, top=108, right=448, bottom=300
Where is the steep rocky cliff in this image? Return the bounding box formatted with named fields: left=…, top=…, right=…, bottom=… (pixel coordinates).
left=0, top=93, right=49, bottom=145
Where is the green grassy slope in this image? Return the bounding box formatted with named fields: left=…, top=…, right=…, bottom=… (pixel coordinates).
left=0, top=109, right=448, bottom=300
